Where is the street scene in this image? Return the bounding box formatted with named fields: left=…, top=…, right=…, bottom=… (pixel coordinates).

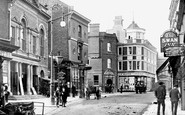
left=0, top=0, right=185, bottom=115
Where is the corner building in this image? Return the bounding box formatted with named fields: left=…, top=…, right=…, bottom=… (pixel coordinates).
left=118, top=21, right=157, bottom=91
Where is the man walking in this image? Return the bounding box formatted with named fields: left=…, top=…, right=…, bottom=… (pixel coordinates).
left=169, top=84, right=181, bottom=115
left=155, top=81, right=166, bottom=115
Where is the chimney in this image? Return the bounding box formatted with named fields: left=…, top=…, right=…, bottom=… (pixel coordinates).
left=89, top=23, right=100, bottom=36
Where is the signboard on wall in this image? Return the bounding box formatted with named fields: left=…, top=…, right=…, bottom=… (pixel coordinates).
left=164, top=45, right=185, bottom=57
left=160, top=30, right=179, bottom=52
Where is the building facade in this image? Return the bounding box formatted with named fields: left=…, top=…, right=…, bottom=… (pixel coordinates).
left=0, top=0, right=19, bottom=97
left=47, top=0, right=91, bottom=96
left=169, top=0, right=185, bottom=110
left=9, top=0, right=50, bottom=95
left=88, top=24, right=118, bottom=92
left=117, top=21, right=157, bottom=91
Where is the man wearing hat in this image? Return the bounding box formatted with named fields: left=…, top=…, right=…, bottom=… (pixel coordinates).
left=155, top=81, right=166, bottom=115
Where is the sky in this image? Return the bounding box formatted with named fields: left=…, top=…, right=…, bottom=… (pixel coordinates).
left=60, top=0, right=171, bottom=54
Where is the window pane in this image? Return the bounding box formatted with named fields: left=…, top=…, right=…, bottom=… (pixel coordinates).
left=119, top=47, right=122, bottom=55
left=123, top=47, right=127, bottom=55
left=133, top=61, right=136, bottom=70
left=133, top=46, right=136, bottom=54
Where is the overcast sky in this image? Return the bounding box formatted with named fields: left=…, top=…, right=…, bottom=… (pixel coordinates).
left=60, top=0, right=171, bottom=54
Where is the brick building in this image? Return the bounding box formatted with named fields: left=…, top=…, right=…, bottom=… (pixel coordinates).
left=88, top=24, right=118, bottom=92
left=9, top=0, right=50, bottom=95
left=47, top=0, right=91, bottom=96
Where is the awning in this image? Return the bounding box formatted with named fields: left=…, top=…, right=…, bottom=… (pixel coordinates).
left=156, top=58, right=170, bottom=75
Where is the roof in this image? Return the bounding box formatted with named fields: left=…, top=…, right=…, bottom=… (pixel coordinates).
left=127, top=21, right=145, bottom=31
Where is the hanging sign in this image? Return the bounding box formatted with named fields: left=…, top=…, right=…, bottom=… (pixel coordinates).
left=160, top=30, right=179, bottom=52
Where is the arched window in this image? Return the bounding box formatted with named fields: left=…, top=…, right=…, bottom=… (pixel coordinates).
left=40, top=29, right=44, bottom=57
left=107, top=59, right=111, bottom=68
left=107, top=43, right=111, bottom=52
left=21, top=19, right=26, bottom=51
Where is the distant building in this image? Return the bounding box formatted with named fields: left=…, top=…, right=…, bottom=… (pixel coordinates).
left=117, top=21, right=158, bottom=91
left=88, top=24, right=118, bottom=92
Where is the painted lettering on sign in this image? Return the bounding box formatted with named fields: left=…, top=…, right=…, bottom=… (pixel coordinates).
left=160, top=31, right=179, bottom=52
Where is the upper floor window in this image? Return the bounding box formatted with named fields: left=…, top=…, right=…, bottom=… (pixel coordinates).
left=123, top=47, right=127, bottom=55
left=21, top=19, right=26, bottom=51
left=107, top=43, right=111, bottom=52
left=118, top=61, right=122, bottom=70
left=33, top=36, right=36, bottom=54
left=40, top=29, right=44, bottom=57
left=107, top=59, right=111, bottom=68
left=78, top=43, right=82, bottom=60
left=11, top=26, right=15, bottom=45
left=78, top=25, right=82, bottom=38
left=133, top=46, right=136, bottom=55
left=129, top=47, right=132, bottom=54
left=118, top=47, right=122, bottom=55
left=183, top=34, right=185, bottom=44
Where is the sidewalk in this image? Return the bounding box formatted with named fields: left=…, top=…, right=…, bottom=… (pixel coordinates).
left=143, top=95, right=185, bottom=115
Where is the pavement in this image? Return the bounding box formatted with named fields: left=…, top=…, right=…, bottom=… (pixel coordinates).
left=7, top=92, right=185, bottom=115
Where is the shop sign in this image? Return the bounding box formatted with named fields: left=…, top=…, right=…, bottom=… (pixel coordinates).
left=160, top=30, right=179, bottom=52
left=164, top=45, right=185, bottom=57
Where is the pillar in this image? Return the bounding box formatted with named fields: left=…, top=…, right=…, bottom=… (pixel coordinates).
left=19, top=63, right=24, bottom=95
left=7, top=60, right=11, bottom=93
left=27, top=64, right=31, bottom=95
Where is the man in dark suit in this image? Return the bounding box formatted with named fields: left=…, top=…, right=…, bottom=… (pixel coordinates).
left=155, top=81, right=166, bottom=115
left=169, top=84, right=181, bottom=115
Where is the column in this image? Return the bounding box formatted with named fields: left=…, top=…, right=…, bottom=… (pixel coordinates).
left=7, top=60, right=11, bottom=94
left=19, top=63, right=24, bottom=95
left=15, top=62, right=19, bottom=95
left=27, top=64, right=31, bottom=95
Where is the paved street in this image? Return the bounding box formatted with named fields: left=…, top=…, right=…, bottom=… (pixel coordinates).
left=44, top=92, right=155, bottom=115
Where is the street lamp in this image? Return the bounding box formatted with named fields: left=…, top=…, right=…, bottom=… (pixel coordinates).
left=50, top=6, right=66, bottom=105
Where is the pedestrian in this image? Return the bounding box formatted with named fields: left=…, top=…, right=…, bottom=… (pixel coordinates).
left=72, top=85, right=76, bottom=97
left=169, top=84, right=181, bottom=115
left=55, top=87, right=60, bottom=107
left=120, top=85, right=123, bottom=93
left=4, top=85, right=10, bottom=104
left=60, top=83, right=68, bottom=107
left=155, top=81, right=166, bottom=115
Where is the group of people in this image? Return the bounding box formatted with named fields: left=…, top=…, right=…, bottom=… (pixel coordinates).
left=155, top=81, right=181, bottom=115
left=55, top=83, right=69, bottom=107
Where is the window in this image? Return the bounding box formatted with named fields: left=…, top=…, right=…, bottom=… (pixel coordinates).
left=78, top=44, right=82, bottom=60
left=118, top=47, right=122, bottom=55
left=137, top=61, right=140, bottom=70
left=129, top=61, right=132, bottom=70
left=21, top=19, right=26, bottom=51
left=123, top=61, right=127, bottom=70
left=129, top=47, right=132, bottom=54
left=11, top=26, right=15, bottom=45
left=133, top=61, right=136, bottom=70
left=133, top=56, right=136, bottom=60
left=78, top=25, right=82, bottom=38
left=133, top=46, right=136, bottom=54
left=123, top=47, right=127, bottom=55
left=122, top=56, right=127, bottom=60
left=107, top=43, right=111, bottom=52
left=33, top=36, right=36, bottom=54
left=40, top=29, right=44, bottom=57
left=107, top=59, right=111, bottom=68
left=142, top=61, right=144, bottom=70
left=94, top=75, right=99, bottom=85
left=141, top=47, right=144, bottom=55
left=118, top=61, right=122, bottom=70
